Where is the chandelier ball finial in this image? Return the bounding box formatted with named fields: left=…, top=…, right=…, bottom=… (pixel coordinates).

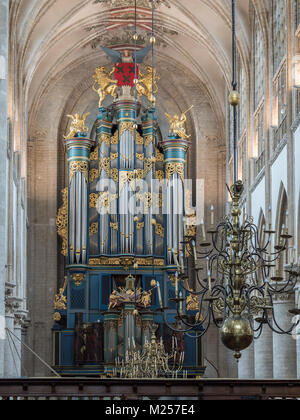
left=229, top=90, right=240, bottom=106
left=220, top=316, right=254, bottom=359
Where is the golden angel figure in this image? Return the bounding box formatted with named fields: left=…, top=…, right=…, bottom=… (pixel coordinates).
left=186, top=293, right=200, bottom=311
left=136, top=66, right=160, bottom=103
left=140, top=290, right=152, bottom=308
left=64, top=112, right=90, bottom=139
left=92, top=66, right=118, bottom=107
left=108, top=290, right=119, bottom=310
left=165, top=106, right=193, bottom=139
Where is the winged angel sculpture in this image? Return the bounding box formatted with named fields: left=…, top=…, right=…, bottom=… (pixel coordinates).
left=165, top=106, right=193, bottom=139
left=64, top=113, right=90, bottom=139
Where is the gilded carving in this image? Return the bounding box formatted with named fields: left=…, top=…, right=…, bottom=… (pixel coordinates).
left=71, top=273, right=85, bottom=287
left=56, top=188, right=68, bottom=257
left=119, top=171, right=136, bottom=192
left=110, top=168, right=119, bottom=182
left=99, top=157, right=110, bottom=177
left=99, top=133, right=110, bottom=146
left=89, top=257, right=164, bottom=267
left=136, top=153, right=144, bottom=161
left=90, top=146, right=99, bottom=161
left=89, top=193, right=99, bottom=208
left=92, top=66, right=118, bottom=107
left=166, top=162, right=185, bottom=183
left=165, top=106, right=193, bottom=139
left=186, top=294, right=200, bottom=311
left=69, top=161, right=89, bottom=184
left=111, top=131, right=118, bottom=145
left=136, top=67, right=160, bottom=103
left=156, top=170, right=164, bottom=181
left=64, top=113, right=90, bottom=139
left=136, top=222, right=145, bottom=230
left=144, top=135, right=154, bottom=147
left=89, top=222, right=98, bottom=237
left=110, top=222, right=119, bottom=230
left=110, top=152, right=118, bottom=161
left=54, top=276, right=68, bottom=311
left=156, top=149, right=164, bottom=162
left=155, top=223, right=164, bottom=238
left=89, top=168, right=99, bottom=183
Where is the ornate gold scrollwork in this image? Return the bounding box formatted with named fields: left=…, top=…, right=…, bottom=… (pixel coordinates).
left=110, top=168, right=119, bottom=182
left=156, top=170, right=164, bottom=181
left=186, top=294, right=200, bottom=311
left=110, top=152, right=118, bottom=161
left=90, top=146, right=99, bottom=161
left=136, top=153, right=144, bottom=161
left=155, top=223, right=164, bottom=238
left=119, top=171, right=136, bottom=192
left=144, top=135, right=154, bottom=147
left=99, top=157, right=110, bottom=177
left=156, top=148, right=164, bottom=162
left=89, top=193, right=99, bottom=208
left=98, top=191, right=118, bottom=210
left=110, top=222, right=119, bottom=231
left=71, top=273, right=85, bottom=287
left=136, top=222, right=145, bottom=230
left=69, top=161, right=89, bottom=184
left=88, top=257, right=164, bottom=267
left=89, top=222, right=98, bottom=237
left=89, top=168, right=99, bottom=183
left=111, top=131, right=118, bottom=145
left=56, top=188, right=68, bottom=257
left=99, top=133, right=110, bottom=146
left=165, top=162, right=185, bottom=183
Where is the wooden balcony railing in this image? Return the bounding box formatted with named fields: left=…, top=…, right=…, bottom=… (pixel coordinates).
left=0, top=378, right=300, bottom=400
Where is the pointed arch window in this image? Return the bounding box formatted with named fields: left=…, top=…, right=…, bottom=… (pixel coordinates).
left=254, top=14, right=265, bottom=108
left=273, top=0, right=287, bottom=73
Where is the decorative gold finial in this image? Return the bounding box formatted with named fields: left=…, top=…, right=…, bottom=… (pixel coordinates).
left=165, top=106, right=193, bottom=139
left=64, top=113, right=90, bottom=139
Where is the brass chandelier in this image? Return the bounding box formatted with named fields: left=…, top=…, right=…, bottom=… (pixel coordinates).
left=158, top=0, right=300, bottom=360
left=114, top=326, right=186, bottom=378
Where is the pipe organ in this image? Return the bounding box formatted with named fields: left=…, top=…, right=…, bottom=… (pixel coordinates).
left=53, top=63, right=204, bottom=377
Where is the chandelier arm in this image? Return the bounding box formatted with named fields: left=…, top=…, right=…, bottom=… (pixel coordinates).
left=265, top=309, right=299, bottom=335
left=253, top=324, right=263, bottom=340
left=267, top=277, right=298, bottom=294
left=160, top=312, right=209, bottom=335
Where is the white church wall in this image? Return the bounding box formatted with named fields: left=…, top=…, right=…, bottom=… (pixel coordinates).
left=270, top=145, right=288, bottom=228
left=294, top=125, right=300, bottom=254
left=293, top=125, right=300, bottom=379
left=250, top=176, right=266, bottom=224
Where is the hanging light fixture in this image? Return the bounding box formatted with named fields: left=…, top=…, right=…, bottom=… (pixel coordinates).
left=157, top=0, right=300, bottom=361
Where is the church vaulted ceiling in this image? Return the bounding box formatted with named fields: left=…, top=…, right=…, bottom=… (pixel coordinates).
left=12, top=0, right=251, bottom=136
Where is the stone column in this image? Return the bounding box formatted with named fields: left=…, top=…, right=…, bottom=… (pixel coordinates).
left=254, top=324, right=274, bottom=379
left=4, top=306, right=16, bottom=378
left=0, top=0, right=9, bottom=378
left=273, top=294, right=297, bottom=378
left=238, top=342, right=254, bottom=379
left=14, top=315, right=23, bottom=376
